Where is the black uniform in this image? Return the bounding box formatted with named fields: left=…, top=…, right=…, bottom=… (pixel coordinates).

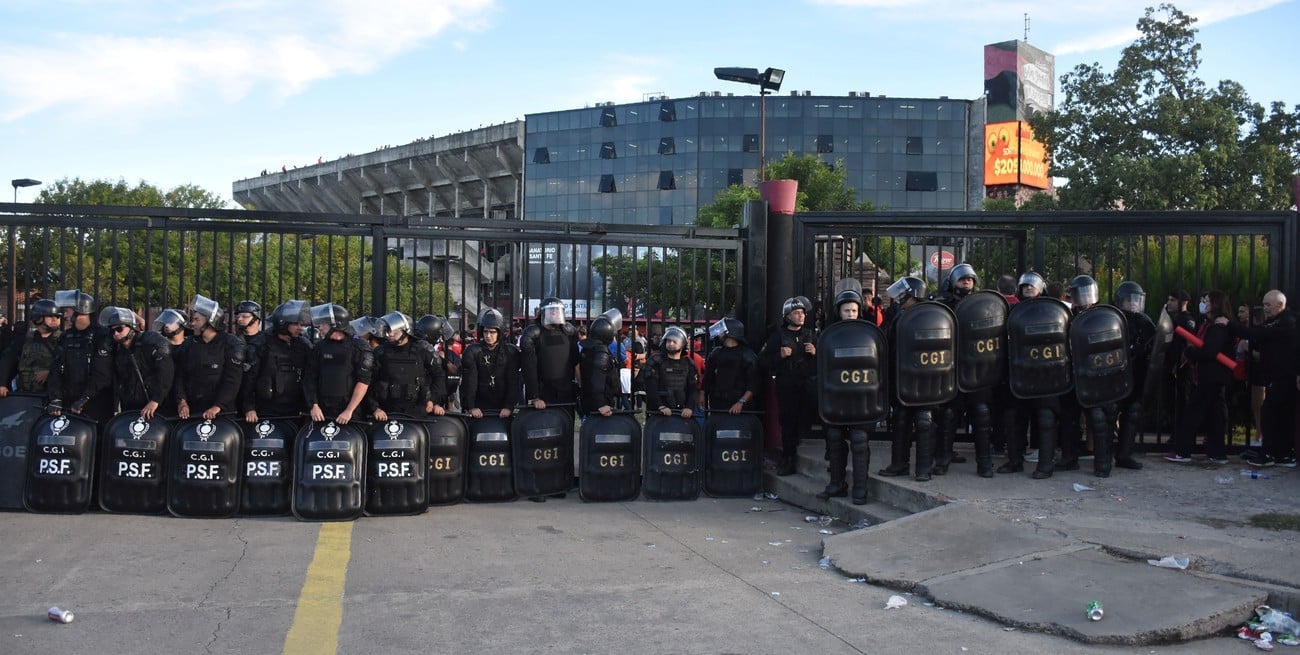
left=241, top=332, right=312, bottom=418
left=701, top=343, right=762, bottom=412
left=173, top=333, right=245, bottom=415
left=371, top=338, right=446, bottom=416
left=304, top=337, right=375, bottom=418
left=46, top=323, right=115, bottom=423
left=1115, top=309, right=1157, bottom=469
left=461, top=339, right=521, bottom=413
left=640, top=352, right=698, bottom=413
left=760, top=323, right=817, bottom=465
left=579, top=339, right=623, bottom=414
left=92, top=331, right=175, bottom=412
left=520, top=323, right=580, bottom=405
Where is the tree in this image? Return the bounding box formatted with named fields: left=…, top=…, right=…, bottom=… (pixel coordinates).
left=36, top=178, right=227, bottom=209
left=694, top=153, right=876, bottom=228
left=1032, top=4, right=1299, bottom=210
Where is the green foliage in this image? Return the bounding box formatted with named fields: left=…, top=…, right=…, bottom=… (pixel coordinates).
left=1032, top=4, right=1299, bottom=210
left=36, top=178, right=227, bottom=209
left=765, top=154, right=875, bottom=212
left=695, top=185, right=758, bottom=228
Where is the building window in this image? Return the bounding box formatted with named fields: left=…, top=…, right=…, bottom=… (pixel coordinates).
left=742, top=134, right=759, bottom=153
left=659, top=101, right=677, bottom=122
left=532, top=148, right=550, bottom=164
left=906, top=137, right=924, bottom=155
left=658, top=137, right=676, bottom=155
left=600, top=107, right=617, bottom=127
left=727, top=168, right=744, bottom=187
left=816, top=134, right=834, bottom=153
left=599, top=174, right=617, bottom=193
left=600, top=142, right=617, bottom=159
left=905, top=171, right=938, bottom=191
left=657, top=171, right=676, bottom=190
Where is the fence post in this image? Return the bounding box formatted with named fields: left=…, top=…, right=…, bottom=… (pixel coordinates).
left=370, top=225, right=387, bottom=316
left=742, top=200, right=768, bottom=348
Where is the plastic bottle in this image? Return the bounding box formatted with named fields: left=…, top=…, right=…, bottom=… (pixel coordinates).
left=1241, top=470, right=1273, bottom=480
left=1255, top=605, right=1300, bottom=635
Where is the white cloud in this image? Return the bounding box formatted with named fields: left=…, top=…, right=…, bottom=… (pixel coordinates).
left=0, top=0, right=497, bottom=122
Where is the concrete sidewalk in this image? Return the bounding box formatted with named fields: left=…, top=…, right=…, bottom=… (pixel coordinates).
left=771, top=441, right=1300, bottom=645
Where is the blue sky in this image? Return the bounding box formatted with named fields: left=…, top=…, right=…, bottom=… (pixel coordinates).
left=2, top=0, right=1295, bottom=208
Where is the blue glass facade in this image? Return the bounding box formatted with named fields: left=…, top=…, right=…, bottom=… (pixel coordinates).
left=524, top=93, right=978, bottom=225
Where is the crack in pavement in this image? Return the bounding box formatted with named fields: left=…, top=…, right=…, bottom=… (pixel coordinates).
left=199, top=519, right=249, bottom=653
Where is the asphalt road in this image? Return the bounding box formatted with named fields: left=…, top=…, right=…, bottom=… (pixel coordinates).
left=0, top=496, right=1253, bottom=654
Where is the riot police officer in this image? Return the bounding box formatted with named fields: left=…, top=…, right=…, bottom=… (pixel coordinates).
left=931, top=263, right=979, bottom=473
left=174, top=295, right=245, bottom=420
left=700, top=318, right=761, bottom=414
left=92, top=306, right=174, bottom=419
left=241, top=300, right=313, bottom=423
left=641, top=326, right=697, bottom=418
left=579, top=309, right=625, bottom=417
left=352, top=316, right=384, bottom=350
left=1056, top=275, right=1104, bottom=472
left=760, top=296, right=817, bottom=476
left=46, top=291, right=114, bottom=424
left=370, top=311, right=447, bottom=421
left=1113, top=281, right=1155, bottom=471
left=234, top=300, right=264, bottom=341
left=461, top=309, right=520, bottom=419
left=0, top=298, right=62, bottom=397
left=816, top=285, right=879, bottom=503
left=304, top=303, right=373, bottom=424
left=520, top=298, right=581, bottom=410
left=999, top=278, right=1073, bottom=479
left=414, top=315, right=460, bottom=410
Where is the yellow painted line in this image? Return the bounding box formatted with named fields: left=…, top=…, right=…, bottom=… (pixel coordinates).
left=282, top=522, right=354, bottom=655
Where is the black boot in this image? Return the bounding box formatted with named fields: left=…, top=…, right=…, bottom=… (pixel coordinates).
left=974, top=419, right=995, bottom=478
left=1090, top=407, right=1113, bottom=478
left=932, top=406, right=954, bottom=475
left=914, top=409, right=934, bottom=482
left=817, top=431, right=849, bottom=499
left=1115, top=401, right=1144, bottom=470
left=1032, top=405, right=1056, bottom=479
left=878, top=416, right=911, bottom=476
left=850, top=430, right=870, bottom=505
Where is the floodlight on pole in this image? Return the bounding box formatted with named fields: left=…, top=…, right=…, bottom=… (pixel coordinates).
left=8, top=178, right=41, bottom=323
left=714, top=67, right=784, bottom=182
left=11, top=178, right=41, bottom=203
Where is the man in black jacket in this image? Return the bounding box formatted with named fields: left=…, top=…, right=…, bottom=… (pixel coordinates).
left=1228, top=290, right=1297, bottom=467
left=760, top=296, right=817, bottom=476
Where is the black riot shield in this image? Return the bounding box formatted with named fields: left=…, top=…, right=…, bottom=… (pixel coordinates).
left=240, top=419, right=296, bottom=515
left=511, top=408, right=574, bottom=497
left=955, top=290, right=1010, bottom=392
left=578, top=413, right=641, bottom=502
left=24, top=414, right=98, bottom=514
left=0, top=395, right=46, bottom=512
left=365, top=417, right=428, bottom=516
left=166, top=417, right=244, bottom=518
left=0, top=394, right=46, bottom=509
left=426, top=415, right=468, bottom=505
left=99, top=412, right=171, bottom=514
left=702, top=412, right=764, bottom=498
left=893, top=302, right=959, bottom=407
left=1007, top=298, right=1074, bottom=399
left=1147, top=310, right=1173, bottom=397
left=292, top=421, right=366, bottom=521
left=1070, top=305, right=1133, bottom=408
left=465, top=416, right=515, bottom=502
left=642, top=415, right=701, bottom=501
left=816, top=320, right=889, bottom=425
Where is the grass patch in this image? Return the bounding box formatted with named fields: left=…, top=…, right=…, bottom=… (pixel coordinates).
left=1249, top=513, right=1300, bottom=531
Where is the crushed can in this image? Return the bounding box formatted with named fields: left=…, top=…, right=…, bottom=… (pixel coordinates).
left=47, top=606, right=74, bottom=623
left=1086, top=600, right=1104, bottom=621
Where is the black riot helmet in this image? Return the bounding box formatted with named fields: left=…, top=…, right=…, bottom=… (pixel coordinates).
left=152, top=308, right=187, bottom=338
left=588, top=308, right=622, bottom=345
left=414, top=314, right=444, bottom=343
left=886, top=277, right=926, bottom=304
left=349, top=316, right=378, bottom=340
left=1113, top=281, right=1146, bottom=314
left=29, top=298, right=60, bottom=322
left=946, top=263, right=979, bottom=297
left=54, top=289, right=96, bottom=315
left=235, top=300, right=263, bottom=321
left=1068, top=275, right=1099, bottom=309
left=537, top=297, right=566, bottom=327
left=98, top=306, right=140, bottom=338
left=708, top=317, right=745, bottom=345
left=309, top=303, right=351, bottom=336
left=1017, top=272, right=1046, bottom=299
left=377, top=311, right=413, bottom=343
left=270, top=300, right=310, bottom=334
left=661, top=326, right=688, bottom=354
left=476, top=309, right=505, bottom=339
left=189, top=294, right=226, bottom=332
left=781, top=296, right=811, bottom=324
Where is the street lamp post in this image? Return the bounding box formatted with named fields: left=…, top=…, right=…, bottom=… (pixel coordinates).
left=8, top=178, right=41, bottom=323
left=713, top=67, right=784, bottom=181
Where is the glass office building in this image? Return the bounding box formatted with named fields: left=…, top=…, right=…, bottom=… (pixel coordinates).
left=524, top=93, right=983, bottom=225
